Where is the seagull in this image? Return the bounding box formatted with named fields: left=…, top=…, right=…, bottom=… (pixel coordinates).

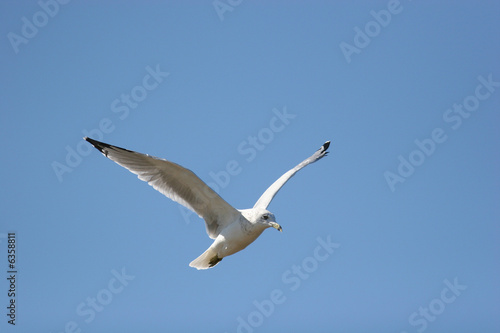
left=84, top=137, right=330, bottom=269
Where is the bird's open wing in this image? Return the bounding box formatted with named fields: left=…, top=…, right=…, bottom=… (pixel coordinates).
left=85, top=137, right=240, bottom=239
left=253, top=141, right=330, bottom=210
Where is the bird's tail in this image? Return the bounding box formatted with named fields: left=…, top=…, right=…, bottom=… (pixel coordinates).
left=189, top=247, right=222, bottom=270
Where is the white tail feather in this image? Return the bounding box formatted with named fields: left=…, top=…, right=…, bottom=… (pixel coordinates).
left=189, top=247, right=222, bottom=270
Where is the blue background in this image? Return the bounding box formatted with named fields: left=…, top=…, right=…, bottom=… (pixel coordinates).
left=1, top=1, right=499, bottom=332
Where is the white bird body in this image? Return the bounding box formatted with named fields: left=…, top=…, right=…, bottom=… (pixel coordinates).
left=219, top=208, right=275, bottom=257
left=191, top=208, right=274, bottom=268
left=85, top=137, right=330, bottom=269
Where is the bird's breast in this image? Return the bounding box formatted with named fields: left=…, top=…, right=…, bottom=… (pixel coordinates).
left=216, top=221, right=264, bottom=257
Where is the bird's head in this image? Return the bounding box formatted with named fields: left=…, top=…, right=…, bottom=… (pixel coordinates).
left=240, top=208, right=282, bottom=232
left=258, top=209, right=282, bottom=232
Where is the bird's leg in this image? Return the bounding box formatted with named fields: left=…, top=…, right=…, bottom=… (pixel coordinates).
left=208, top=255, right=222, bottom=267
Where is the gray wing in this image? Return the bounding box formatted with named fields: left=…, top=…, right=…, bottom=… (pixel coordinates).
left=85, top=137, right=241, bottom=239
left=253, top=141, right=330, bottom=210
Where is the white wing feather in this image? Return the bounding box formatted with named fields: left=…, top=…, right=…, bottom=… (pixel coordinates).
left=253, top=141, right=330, bottom=210
left=85, top=137, right=240, bottom=239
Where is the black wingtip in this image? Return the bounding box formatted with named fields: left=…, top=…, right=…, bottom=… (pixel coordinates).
left=84, top=137, right=108, bottom=154
left=84, top=137, right=138, bottom=157
left=323, top=141, right=331, bottom=151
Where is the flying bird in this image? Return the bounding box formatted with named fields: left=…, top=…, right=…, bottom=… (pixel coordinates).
left=85, top=137, right=330, bottom=269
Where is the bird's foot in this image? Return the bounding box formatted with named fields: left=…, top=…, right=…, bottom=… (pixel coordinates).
left=208, top=255, right=222, bottom=267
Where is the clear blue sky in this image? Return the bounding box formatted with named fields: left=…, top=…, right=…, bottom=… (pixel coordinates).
left=1, top=1, right=499, bottom=332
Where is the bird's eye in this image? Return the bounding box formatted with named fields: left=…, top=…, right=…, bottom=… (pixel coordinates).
left=263, top=215, right=269, bottom=220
